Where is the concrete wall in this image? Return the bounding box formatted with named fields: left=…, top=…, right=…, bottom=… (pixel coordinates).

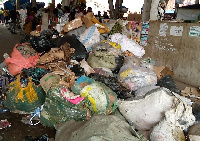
left=145, top=21, right=200, bottom=87
left=177, top=9, right=200, bottom=22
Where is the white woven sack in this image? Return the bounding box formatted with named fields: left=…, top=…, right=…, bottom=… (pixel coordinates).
left=150, top=95, right=196, bottom=141
left=78, top=25, right=100, bottom=51
left=110, top=33, right=145, bottom=58
left=189, top=135, right=200, bottom=141
left=119, top=88, right=174, bottom=130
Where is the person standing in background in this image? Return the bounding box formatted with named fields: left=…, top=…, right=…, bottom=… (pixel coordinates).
left=87, top=7, right=92, bottom=13
left=4, top=8, right=9, bottom=25
left=24, top=11, right=33, bottom=35
left=75, top=7, right=83, bottom=18
left=63, top=6, right=71, bottom=21
left=10, top=6, right=17, bottom=34
left=103, top=11, right=109, bottom=19
left=57, top=3, right=63, bottom=18
left=0, top=8, right=4, bottom=24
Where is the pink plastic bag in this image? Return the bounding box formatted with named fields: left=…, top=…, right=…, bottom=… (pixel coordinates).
left=5, top=43, right=40, bottom=76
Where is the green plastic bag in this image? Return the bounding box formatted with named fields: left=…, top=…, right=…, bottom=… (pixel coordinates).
left=5, top=75, right=46, bottom=113
left=40, top=86, right=90, bottom=127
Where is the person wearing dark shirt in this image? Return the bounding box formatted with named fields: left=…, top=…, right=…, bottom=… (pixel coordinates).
left=103, top=11, right=109, bottom=19
left=10, top=6, right=17, bottom=34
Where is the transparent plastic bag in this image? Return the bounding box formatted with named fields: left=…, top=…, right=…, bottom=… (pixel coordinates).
left=118, top=64, right=157, bottom=91
left=87, top=42, right=124, bottom=73
left=110, top=33, right=145, bottom=58
left=80, top=82, right=118, bottom=115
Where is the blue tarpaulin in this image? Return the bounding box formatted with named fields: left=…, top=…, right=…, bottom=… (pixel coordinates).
left=4, top=0, right=30, bottom=10
left=20, top=0, right=30, bottom=9
left=4, top=1, right=14, bottom=10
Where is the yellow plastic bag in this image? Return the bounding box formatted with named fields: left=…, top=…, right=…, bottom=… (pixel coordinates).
left=101, top=40, right=121, bottom=50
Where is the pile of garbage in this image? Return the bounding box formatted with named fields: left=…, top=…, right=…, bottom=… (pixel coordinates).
left=0, top=15, right=200, bottom=141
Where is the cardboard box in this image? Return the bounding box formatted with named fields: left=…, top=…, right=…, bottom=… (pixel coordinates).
left=82, top=16, right=94, bottom=28
left=181, top=87, right=200, bottom=102
left=82, top=12, right=94, bottom=28
left=127, top=14, right=142, bottom=22
left=153, top=66, right=174, bottom=79
left=40, top=73, right=61, bottom=93
left=63, top=17, right=83, bottom=32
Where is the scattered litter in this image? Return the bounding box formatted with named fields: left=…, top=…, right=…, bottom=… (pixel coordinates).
left=0, top=119, right=11, bottom=129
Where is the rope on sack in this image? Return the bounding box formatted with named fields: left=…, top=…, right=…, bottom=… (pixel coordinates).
left=29, top=105, right=43, bottom=126
left=54, top=63, right=71, bottom=75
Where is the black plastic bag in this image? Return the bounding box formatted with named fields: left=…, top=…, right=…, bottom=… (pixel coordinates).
left=70, top=64, right=85, bottom=76
left=20, top=35, right=31, bottom=44
left=53, top=35, right=89, bottom=61
left=30, top=30, right=57, bottom=53
left=113, top=56, right=124, bottom=74
left=156, top=75, right=181, bottom=94
left=192, top=101, right=200, bottom=121
left=31, top=35, right=55, bottom=53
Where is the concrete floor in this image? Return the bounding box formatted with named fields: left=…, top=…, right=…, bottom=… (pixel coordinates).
left=0, top=24, right=24, bottom=63
left=0, top=24, right=56, bottom=141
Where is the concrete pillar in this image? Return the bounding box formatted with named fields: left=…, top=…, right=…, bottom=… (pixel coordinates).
left=150, top=0, right=160, bottom=20
left=142, top=0, right=152, bottom=21
left=16, top=0, right=20, bottom=10
left=31, top=0, right=36, bottom=7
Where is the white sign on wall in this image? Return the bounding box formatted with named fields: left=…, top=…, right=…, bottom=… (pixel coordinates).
left=170, top=26, right=183, bottom=36
left=159, top=23, right=168, bottom=37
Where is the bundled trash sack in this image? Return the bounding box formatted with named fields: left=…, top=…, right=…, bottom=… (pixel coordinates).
left=77, top=25, right=100, bottom=51
left=118, top=63, right=157, bottom=91
left=119, top=88, right=175, bottom=131
left=150, top=92, right=195, bottom=141
left=87, top=42, right=124, bottom=73
left=5, top=74, right=46, bottom=113
left=110, top=33, right=145, bottom=58
left=55, top=115, right=147, bottom=141
left=40, top=86, right=91, bottom=127
left=5, top=43, right=40, bottom=76
left=80, top=82, right=118, bottom=114
left=88, top=73, right=133, bottom=99
left=53, top=35, right=89, bottom=61
left=156, top=75, right=181, bottom=94
left=71, top=76, right=118, bottom=114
